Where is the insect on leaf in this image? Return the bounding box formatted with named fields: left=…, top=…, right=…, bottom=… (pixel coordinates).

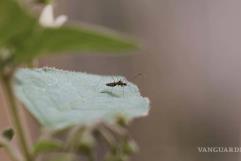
left=13, top=68, right=150, bottom=130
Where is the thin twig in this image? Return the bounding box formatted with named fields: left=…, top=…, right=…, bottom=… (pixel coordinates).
left=98, top=126, right=116, bottom=148
left=1, top=72, right=32, bottom=161
left=0, top=136, right=23, bottom=161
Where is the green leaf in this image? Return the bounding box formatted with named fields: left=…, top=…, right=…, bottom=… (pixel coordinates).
left=34, top=0, right=52, bottom=4
left=14, top=26, right=138, bottom=63
left=2, top=128, right=14, bottom=141
left=13, top=68, right=150, bottom=130
left=0, top=0, right=36, bottom=46
left=48, top=154, right=75, bottom=161
left=33, top=139, right=63, bottom=155
left=0, top=0, right=138, bottom=66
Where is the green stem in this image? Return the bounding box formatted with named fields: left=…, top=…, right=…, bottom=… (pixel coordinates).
left=1, top=73, right=32, bottom=161
left=66, top=125, right=83, bottom=150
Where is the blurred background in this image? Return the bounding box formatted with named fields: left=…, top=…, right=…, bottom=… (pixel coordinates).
left=2, top=0, right=241, bottom=160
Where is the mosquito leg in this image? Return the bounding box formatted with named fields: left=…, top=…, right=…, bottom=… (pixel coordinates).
left=123, top=78, right=132, bottom=95
left=110, top=76, right=116, bottom=94
left=111, top=76, right=116, bottom=82
left=126, top=79, right=137, bottom=94
left=122, top=86, right=125, bottom=97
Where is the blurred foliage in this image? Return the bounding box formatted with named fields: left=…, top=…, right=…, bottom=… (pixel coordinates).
left=35, top=0, right=52, bottom=4
left=33, top=122, right=138, bottom=161
left=33, top=139, right=63, bottom=156
left=0, top=0, right=138, bottom=69
left=14, top=26, right=138, bottom=64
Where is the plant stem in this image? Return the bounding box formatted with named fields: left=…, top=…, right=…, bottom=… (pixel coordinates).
left=87, top=152, right=95, bottom=161
left=98, top=127, right=115, bottom=148
left=1, top=72, right=32, bottom=161
left=0, top=136, right=23, bottom=161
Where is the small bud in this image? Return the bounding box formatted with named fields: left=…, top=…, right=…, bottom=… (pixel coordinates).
left=123, top=140, right=138, bottom=155
left=2, top=128, right=14, bottom=141
left=116, top=115, right=129, bottom=127
left=39, top=4, right=67, bottom=28
left=77, top=130, right=95, bottom=155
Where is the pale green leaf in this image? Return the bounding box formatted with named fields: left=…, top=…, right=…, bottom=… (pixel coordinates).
left=13, top=68, right=150, bottom=130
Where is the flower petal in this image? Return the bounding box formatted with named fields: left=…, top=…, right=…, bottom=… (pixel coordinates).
left=39, top=4, right=54, bottom=27
left=54, top=15, right=68, bottom=27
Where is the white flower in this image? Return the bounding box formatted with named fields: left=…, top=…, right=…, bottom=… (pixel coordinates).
left=39, top=4, right=67, bottom=28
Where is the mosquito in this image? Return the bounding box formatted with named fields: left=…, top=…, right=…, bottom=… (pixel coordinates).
left=104, top=73, right=142, bottom=96
left=106, top=80, right=127, bottom=87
